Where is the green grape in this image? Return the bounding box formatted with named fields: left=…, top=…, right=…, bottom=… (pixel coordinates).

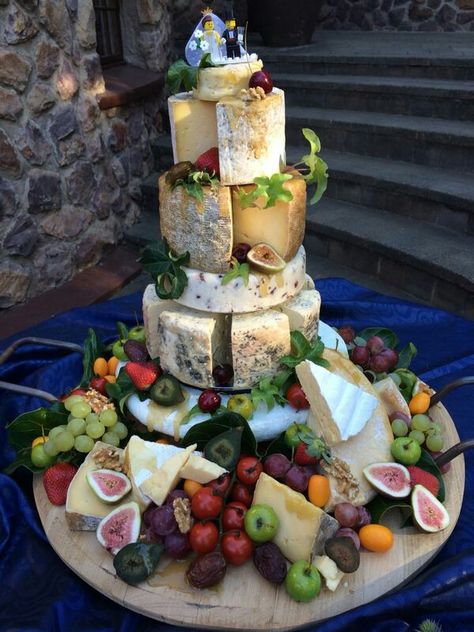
left=411, top=414, right=431, bottom=432
left=70, top=401, right=92, bottom=419
left=85, top=412, right=100, bottom=425
left=102, top=431, right=120, bottom=447
left=67, top=418, right=86, bottom=436
left=74, top=434, right=95, bottom=453
left=426, top=434, right=444, bottom=452
left=55, top=431, right=75, bottom=452
left=409, top=429, right=426, bottom=445
left=391, top=419, right=408, bottom=437
left=86, top=421, right=105, bottom=439
left=112, top=421, right=128, bottom=440
left=43, top=438, right=60, bottom=457
left=31, top=444, right=55, bottom=468
left=99, top=409, right=118, bottom=427
left=64, top=394, right=84, bottom=412
left=48, top=425, right=67, bottom=441
left=427, top=422, right=442, bottom=436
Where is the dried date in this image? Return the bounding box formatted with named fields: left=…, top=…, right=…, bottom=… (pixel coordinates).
left=186, top=551, right=227, bottom=589
left=253, top=542, right=287, bottom=584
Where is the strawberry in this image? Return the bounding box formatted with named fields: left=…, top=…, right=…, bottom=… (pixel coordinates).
left=407, top=465, right=440, bottom=497
left=195, top=147, right=220, bottom=178
left=294, top=442, right=319, bottom=466
left=125, top=361, right=160, bottom=390
left=43, top=463, right=78, bottom=506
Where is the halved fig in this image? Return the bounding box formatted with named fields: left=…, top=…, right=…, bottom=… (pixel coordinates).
left=97, top=502, right=141, bottom=554
left=363, top=462, right=411, bottom=498
left=411, top=484, right=450, bottom=533
left=87, top=469, right=131, bottom=503
left=247, top=243, right=285, bottom=274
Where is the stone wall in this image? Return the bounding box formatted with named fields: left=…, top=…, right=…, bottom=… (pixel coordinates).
left=0, top=0, right=172, bottom=308
left=317, top=0, right=474, bottom=30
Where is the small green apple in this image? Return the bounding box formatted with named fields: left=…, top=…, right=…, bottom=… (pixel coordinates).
left=390, top=437, right=421, bottom=465
left=284, top=423, right=311, bottom=449
left=128, top=325, right=146, bottom=344
left=112, top=339, right=128, bottom=361
left=285, top=560, right=321, bottom=602
left=244, top=504, right=279, bottom=543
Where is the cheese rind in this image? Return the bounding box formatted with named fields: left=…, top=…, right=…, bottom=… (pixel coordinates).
left=231, top=309, right=291, bottom=388
left=296, top=360, right=377, bottom=445
left=194, top=60, right=263, bottom=101
left=277, top=289, right=321, bottom=342
left=169, top=93, right=218, bottom=163
left=252, top=473, right=339, bottom=563
left=216, top=88, right=286, bottom=185
left=159, top=174, right=233, bottom=274
left=231, top=171, right=306, bottom=261
left=175, top=246, right=307, bottom=313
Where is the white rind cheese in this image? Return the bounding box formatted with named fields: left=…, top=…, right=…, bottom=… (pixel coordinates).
left=317, top=322, right=349, bottom=358
left=296, top=360, right=377, bottom=445
left=169, top=93, right=218, bottom=163
left=194, top=60, right=263, bottom=101
left=175, top=246, right=307, bottom=314
left=216, top=88, right=286, bottom=186
left=159, top=174, right=233, bottom=274
left=252, top=473, right=339, bottom=563
left=231, top=309, right=290, bottom=388
left=277, top=289, right=321, bottom=342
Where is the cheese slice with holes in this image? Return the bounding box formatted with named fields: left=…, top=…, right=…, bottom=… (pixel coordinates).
left=277, top=289, right=321, bottom=342
left=139, top=444, right=197, bottom=506
left=252, top=473, right=339, bottom=563
left=231, top=170, right=306, bottom=261
left=296, top=360, right=377, bottom=445
left=159, top=174, right=233, bottom=274
left=169, top=93, right=218, bottom=163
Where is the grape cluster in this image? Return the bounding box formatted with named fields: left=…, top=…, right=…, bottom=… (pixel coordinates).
left=350, top=335, right=399, bottom=374
left=390, top=410, right=444, bottom=452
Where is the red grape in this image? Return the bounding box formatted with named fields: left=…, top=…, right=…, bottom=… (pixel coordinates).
left=284, top=465, right=311, bottom=493
left=369, top=348, right=399, bottom=373
left=351, top=346, right=370, bottom=368
left=165, top=489, right=187, bottom=505
left=355, top=506, right=372, bottom=529
left=165, top=532, right=191, bottom=558
left=338, top=326, right=355, bottom=343
left=212, top=364, right=234, bottom=386
left=263, top=453, right=291, bottom=479
left=336, top=528, right=360, bottom=550
left=150, top=504, right=178, bottom=536
left=366, top=336, right=385, bottom=355
left=232, top=243, right=251, bottom=264
left=334, top=503, right=359, bottom=528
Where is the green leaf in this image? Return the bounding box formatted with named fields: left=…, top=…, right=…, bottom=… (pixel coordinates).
left=116, top=321, right=128, bottom=340
left=80, top=328, right=105, bottom=388
left=366, top=495, right=413, bottom=526
left=166, top=59, right=198, bottom=94
left=394, top=368, right=418, bottom=402
left=357, top=327, right=399, bottom=349
left=396, top=342, right=418, bottom=370
left=263, top=431, right=292, bottom=459
left=173, top=170, right=219, bottom=204
left=138, top=239, right=190, bottom=300
left=281, top=331, right=329, bottom=369
left=251, top=376, right=286, bottom=412
left=300, top=128, right=329, bottom=205
left=199, top=53, right=217, bottom=69
left=180, top=412, right=257, bottom=456
left=416, top=450, right=445, bottom=502
left=221, top=258, right=249, bottom=287
left=237, top=173, right=294, bottom=210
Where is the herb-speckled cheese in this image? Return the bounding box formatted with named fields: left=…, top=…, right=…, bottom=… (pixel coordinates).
left=175, top=246, right=307, bottom=314
left=231, top=309, right=290, bottom=388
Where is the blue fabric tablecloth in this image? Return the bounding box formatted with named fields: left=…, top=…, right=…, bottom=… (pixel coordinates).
left=1, top=279, right=473, bottom=632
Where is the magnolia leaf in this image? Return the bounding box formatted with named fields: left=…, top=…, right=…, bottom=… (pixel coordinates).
left=396, top=342, right=418, bottom=370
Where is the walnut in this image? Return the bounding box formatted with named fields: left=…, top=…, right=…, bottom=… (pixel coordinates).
left=240, top=86, right=267, bottom=101
left=173, top=497, right=193, bottom=534
left=83, top=388, right=116, bottom=415
left=321, top=457, right=359, bottom=501
left=93, top=447, right=123, bottom=472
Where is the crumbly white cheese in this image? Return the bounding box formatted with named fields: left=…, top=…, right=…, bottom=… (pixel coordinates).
left=277, top=289, right=321, bottom=342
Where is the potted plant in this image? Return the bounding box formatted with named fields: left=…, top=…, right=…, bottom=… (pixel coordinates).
left=248, top=0, right=320, bottom=47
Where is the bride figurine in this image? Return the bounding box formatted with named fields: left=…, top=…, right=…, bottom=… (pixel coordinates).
left=185, top=8, right=226, bottom=67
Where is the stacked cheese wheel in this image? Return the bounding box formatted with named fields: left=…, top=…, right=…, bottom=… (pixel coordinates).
left=144, top=70, right=321, bottom=390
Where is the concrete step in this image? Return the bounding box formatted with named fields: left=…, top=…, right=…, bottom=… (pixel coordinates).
left=286, top=107, right=474, bottom=172
left=274, top=73, right=474, bottom=121
left=305, top=197, right=474, bottom=317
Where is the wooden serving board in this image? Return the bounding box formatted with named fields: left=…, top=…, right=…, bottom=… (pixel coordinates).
left=34, top=403, right=465, bottom=632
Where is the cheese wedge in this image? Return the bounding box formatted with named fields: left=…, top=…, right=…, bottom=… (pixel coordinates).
left=296, top=360, right=377, bottom=445
left=231, top=170, right=306, bottom=261
left=169, top=93, right=218, bottom=163
left=216, top=88, right=286, bottom=186
left=142, top=284, right=183, bottom=360
left=159, top=174, right=233, bottom=274
left=314, top=556, right=345, bottom=592
left=140, top=444, right=196, bottom=506
left=66, top=442, right=129, bottom=531
left=306, top=349, right=393, bottom=510
left=180, top=453, right=226, bottom=484
left=373, top=376, right=411, bottom=419
left=277, top=289, right=321, bottom=342
left=252, top=473, right=339, bottom=563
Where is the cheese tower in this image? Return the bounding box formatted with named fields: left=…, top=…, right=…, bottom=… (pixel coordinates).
left=144, top=11, right=321, bottom=390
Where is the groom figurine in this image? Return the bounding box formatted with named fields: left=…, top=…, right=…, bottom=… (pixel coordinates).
left=222, top=12, right=241, bottom=59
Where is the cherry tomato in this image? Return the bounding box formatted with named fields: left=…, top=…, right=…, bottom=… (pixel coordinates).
left=230, top=482, right=253, bottom=508
left=286, top=383, right=310, bottom=410
left=59, top=388, right=87, bottom=401
left=191, top=487, right=224, bottom=520
left=221, top=530, right=253, bottom=566
left=222, top=501, right=247, bottom=532
left=90, top=376, right=108, bottom=396
left=236, top=456, right=263, bottom=486
left=189, top=522, right=219, bottom=554
left=294, top=442, right=318, bottom=466
left=206, top=473, right=232, bottom=497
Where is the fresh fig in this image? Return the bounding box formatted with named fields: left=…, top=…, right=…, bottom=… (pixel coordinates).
left=165, top=161, right=194, bottom=187
left=363, top=462, right=411, bottom=498
left=97, top=501, right=141, bottom=554
left=411, top=484, right=450, bottom=533
left=113, top=541, right=164, bottom=585
left=325, top=537, right=360, bottom=573
left=247, top=243, right=285, bottom=274
left=86, top=469, right=131, bottom=503
left=123, top=339, right=149, bottom=362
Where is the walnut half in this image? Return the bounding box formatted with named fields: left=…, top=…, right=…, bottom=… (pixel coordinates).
left=321, top=457, right=360, bottom=502
left=173, top=497, right=193, bottom=534
left=92, top=447, right=123, bottom=472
